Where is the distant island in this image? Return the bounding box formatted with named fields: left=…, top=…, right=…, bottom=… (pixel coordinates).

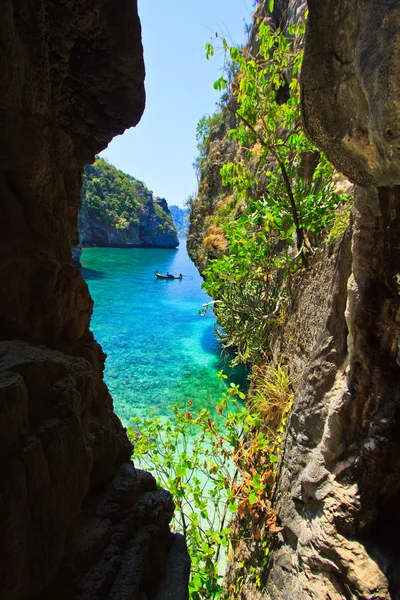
left=73, top=157, right=178, bottom=263
left=169, top=205, right=189, bottom=235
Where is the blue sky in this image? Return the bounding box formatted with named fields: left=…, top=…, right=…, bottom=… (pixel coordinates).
left=100, top=0, right=254, bottom=207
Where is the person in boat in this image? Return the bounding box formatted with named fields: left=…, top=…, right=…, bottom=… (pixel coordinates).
left=155, top=269, right=158, bottom=274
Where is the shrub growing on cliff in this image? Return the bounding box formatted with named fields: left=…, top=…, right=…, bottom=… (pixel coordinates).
left=202, top=20, right=350, bottom=363
left=128, top=369, right=293, bottom=599
left=193, top=112, right=225, bottom=182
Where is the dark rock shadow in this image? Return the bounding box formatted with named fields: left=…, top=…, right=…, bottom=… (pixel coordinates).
left=81, top=266, right=106, bottom=281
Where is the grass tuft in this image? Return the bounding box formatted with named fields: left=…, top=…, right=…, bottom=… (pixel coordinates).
left=248, top=362, right=293, bottom=429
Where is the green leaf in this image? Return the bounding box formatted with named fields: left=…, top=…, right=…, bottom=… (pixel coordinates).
left=248, top=491, right=258, bottom=505
left=228, top=500, right=237, bottom=512
left=269, top=0, right=275, bottom=13
left=230, top=46, right=239, bottom=61
left=205, top=42, right=214, bottom=60
left=213, top=76, right=227, bottom=92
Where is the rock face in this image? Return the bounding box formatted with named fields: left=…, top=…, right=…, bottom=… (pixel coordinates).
left=187, top=106, right=234, bottom=273
left=169, top=206, right=189, bottom=236
left=0, top=1, right=188, bottom=599
left=187, top=0, right=307, bottom=274
left=187, top=0, right=400, bottom=597
left=264, top=1, right=400, bottom=598
left=79, top=158, right=179, bottom=250
left=81, top=198, right=179, bottom=248
left=302, top=0, right=400, bottom=189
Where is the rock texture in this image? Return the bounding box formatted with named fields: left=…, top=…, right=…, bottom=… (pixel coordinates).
left=187, top=0, right=307, bottom=273
left=264, top=1, right=400, bottom=598
left=302, top=0, right=400, bottom=189
left=187, top=106, right=235, bottom=272
left=187, top=0, right=400, bottom=597
left=0, top=1, right=188, bottom=599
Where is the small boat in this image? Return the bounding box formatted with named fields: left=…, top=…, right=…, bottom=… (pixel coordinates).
left=154, top=270, right=182, bottom=279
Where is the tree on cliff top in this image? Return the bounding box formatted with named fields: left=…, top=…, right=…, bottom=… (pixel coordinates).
left=82, top=157, right=175, bottom=235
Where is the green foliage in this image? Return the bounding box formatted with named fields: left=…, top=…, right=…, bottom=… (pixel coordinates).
left=201, top=22, right=351, bottom=364
left=82, top=157, right=175, bottom=236
left=129, top=370, right=291, bottom=600
left=205, top=42, right=215, bottom=60
left=327, top=200, right=352, bottom=242
left=196, top=113, right=224, bottom=161
left=129, top=393, right=243, bottom=599
left=248, top=362, right=293, bottom=427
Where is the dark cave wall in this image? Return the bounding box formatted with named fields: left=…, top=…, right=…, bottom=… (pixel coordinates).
left=0, top=2, right=189, bottom=599
left=0, top=0, right=145, bottom=346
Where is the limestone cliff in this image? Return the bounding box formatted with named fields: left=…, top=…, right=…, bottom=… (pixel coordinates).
left=80, top=158, right=179, bottom=249
left=188, top=0, right=400, bottom=598
left=169, top=205, right=190, bottom=236
left=0, top=2, right=188, bottom=599
left=265, top=2, right=400, bottom=598
left=187, top=0, right=307, bottom=273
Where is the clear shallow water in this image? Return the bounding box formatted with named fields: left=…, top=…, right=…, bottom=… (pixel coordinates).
left=82, top=239, right=247, bottom=425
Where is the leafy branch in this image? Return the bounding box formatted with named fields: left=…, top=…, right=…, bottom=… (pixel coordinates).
left=199, top=19, right=350, bottom=364
left=129, top=367, right=293, bottom=599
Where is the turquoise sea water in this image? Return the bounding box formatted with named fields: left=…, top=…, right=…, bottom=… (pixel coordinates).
left=82, top=239, right=246, bottom=425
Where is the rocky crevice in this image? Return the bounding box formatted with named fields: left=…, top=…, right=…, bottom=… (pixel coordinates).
left=266, top=186, right=400, bottom=599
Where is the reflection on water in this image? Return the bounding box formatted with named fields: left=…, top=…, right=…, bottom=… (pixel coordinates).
left=82, top=239, right=247, bottom=426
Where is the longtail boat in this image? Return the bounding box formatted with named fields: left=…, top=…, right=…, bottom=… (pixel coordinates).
left=154, top=271, right=182, bottom=279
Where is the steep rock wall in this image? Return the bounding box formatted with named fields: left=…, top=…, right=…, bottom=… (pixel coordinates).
left=264, top=1, right=400, bottom=598
left=187, top=0, right=400, bottom=597
left=187, top=105, right=236, bottom=272
left=0, top=2, right=188, bottom=599
left=169, top=206, right=189, bottom=236
left=187, top=0, right=307, bottom=273
left=81, top=197, right=179, bottom=248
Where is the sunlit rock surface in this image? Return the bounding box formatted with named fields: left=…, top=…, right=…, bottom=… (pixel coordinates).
left=265, top=1, right=400, bottom=598
left=187, top=0, right=400, bottom=598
